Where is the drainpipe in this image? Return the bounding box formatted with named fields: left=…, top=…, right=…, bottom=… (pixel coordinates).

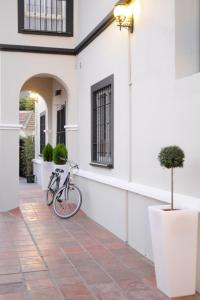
left=125, top=31, right=133, bottom=243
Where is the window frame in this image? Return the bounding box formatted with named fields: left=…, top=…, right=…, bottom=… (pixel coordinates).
left=40, top=112, right=46, bottom=154
left=56, top=104, right=66, bottom=145
left=91, top=74, right=114, bottom=169
left=18, top=0, right=73, bottom=37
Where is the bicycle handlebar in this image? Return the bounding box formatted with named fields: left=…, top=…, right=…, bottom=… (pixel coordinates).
left=59, top=158, right=79, bottom=172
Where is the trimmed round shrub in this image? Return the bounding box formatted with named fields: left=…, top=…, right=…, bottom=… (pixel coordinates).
left=53, top=144, right=68, bottom=165
left=42, top=144, right=53, bottom=162
left=158, top=145, right=185, bottom=169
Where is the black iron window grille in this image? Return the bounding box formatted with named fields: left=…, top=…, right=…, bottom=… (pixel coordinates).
left=57, top=104, right=66, bottom=145
left=91, top=75, right=114, bottom=168
left=18, top=0, right=73, bottom=36
left=40, top=113, right=46, bottom=154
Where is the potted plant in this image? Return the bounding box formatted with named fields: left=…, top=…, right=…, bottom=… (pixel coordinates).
left=149, top=146, right=198, bottom=297
left=22, top=136, right=35, bottom=183
left=53, top=144, right=68, bottom=165
left=53, top=144, right=68, bottom=186
left=41, top=144, right=53, bottom=190
left=42, top=143, right=53, bottom=162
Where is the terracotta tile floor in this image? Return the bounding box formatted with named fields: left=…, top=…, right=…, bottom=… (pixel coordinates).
left=0, top=183, right=198, bottom=299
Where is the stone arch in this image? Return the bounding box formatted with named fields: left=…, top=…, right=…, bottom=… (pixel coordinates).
left=19, top=72, right=69, bottom=158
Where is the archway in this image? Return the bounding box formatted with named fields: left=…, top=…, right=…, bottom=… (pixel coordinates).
left=19, top=74, right=68, bottom=186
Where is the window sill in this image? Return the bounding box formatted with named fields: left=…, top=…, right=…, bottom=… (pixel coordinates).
left=90, top=162, right=113, bottom=169
left=18, top=29, right=73, bottom=37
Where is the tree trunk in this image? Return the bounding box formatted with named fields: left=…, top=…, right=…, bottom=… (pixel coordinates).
left=171, top=167, right=174, bottom=210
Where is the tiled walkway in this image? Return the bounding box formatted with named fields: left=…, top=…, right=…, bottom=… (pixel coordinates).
left=0, top=184, right=199, bottom=299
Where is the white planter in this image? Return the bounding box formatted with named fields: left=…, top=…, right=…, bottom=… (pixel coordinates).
left=41, top=161, right=53, bottom=190
left=149, top=205, right=198, bottom=298
left=33, top=159, right=53, bottom=190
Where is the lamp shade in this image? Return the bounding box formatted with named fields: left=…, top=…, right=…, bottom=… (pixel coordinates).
left=113, top=3, right=127, bottom=19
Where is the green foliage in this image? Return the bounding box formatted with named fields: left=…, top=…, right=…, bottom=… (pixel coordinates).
left=53, top=144, right=68, bottom=165
left=19, top=137, right=26, bottom=177
left=42, top=144, right=53, bottom=162
left=21, top=136, right=35, bottom=175
left=19, top=97, right=35, bottom=111
left=158, top=146, right=185, bottom=169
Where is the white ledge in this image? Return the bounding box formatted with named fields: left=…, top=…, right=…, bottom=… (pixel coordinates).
left=0, top=124, right=22, bottom=130
left=33, top=158, right=43, bottom=164
left=64, top=125, right=78, bottom=131
left=76, top=169, right=200, bottom=211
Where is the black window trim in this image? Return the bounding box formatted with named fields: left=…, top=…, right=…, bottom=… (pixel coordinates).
left=91, top=74, right=114, bottom=169
left=40, top=111, right=46, bottom=154
left=56, top=104, right=66, bottom=145
left=18, top=0, right=73, bottom=37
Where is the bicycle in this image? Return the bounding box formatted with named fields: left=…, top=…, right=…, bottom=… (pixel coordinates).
left=46, top=168, right=64, bottom=206
left=52, top=162, right=82, bottom=219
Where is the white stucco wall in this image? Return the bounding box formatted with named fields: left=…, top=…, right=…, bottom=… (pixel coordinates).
left=35, top=94, right=47, bottom=157
left=75, top=0, right=200, bottom=291
left=132, top=0, right=200, bottom=199
left=175, top=0, right=200, bottom=78
left=77, top=0, right=116, bottom=41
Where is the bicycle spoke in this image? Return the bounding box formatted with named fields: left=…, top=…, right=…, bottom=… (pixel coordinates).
left=53, top=186, right=82, bottom=219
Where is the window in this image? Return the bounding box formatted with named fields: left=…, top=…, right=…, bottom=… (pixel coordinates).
left=40, top=113, right=46, bottom=153
left=91, top=75, right=114, bottom=168
left=18, top=0, right=73, bottom=36
left=57, top=104, right=66, bottom=144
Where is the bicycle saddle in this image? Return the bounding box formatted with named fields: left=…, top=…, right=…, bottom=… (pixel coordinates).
left=55, top=168, right=64, bottom=173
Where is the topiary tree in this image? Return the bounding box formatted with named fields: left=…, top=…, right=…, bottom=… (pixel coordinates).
left=42, top=143, right=53, bottom=162
left=53, top=144, right=68, bottom=165
left=158, top=146, right=185, bottom=210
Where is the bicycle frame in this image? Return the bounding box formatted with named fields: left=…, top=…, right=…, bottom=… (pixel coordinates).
left=48, top=171, right=61, bottom=190
left=62, top=163, right=78, bottom=188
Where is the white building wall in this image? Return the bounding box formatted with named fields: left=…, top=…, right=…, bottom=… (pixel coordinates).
left=132, top=0, right=200, bottom=199
left=175, top=0, right=200, bottom=78
left=77, top=0, right=116, bottom=41
left=35, top=95, right=47, bottom=157
left=75, top=0, right=200, bottom=291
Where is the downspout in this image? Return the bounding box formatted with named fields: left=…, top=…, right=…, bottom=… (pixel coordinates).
left=125, top=31, right=133, bottom=242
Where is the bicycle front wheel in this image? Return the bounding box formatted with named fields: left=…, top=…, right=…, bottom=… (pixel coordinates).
left=46, top=177, right=58, bottom=206
left=53, top=185, right=82, bottom=219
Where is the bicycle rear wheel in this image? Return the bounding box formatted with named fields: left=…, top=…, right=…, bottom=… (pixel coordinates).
left=53, top=185, right=82, bottom=219
left=46, top=176, right=58, bottom=206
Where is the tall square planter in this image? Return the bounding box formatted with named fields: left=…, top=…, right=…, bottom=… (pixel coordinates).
left=41, top=161, right=53, bottom=190
left=149, top=205, right=198, bottom=298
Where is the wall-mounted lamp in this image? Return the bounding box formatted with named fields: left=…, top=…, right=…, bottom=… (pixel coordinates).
left=114, top=1, right=134, bottom=33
